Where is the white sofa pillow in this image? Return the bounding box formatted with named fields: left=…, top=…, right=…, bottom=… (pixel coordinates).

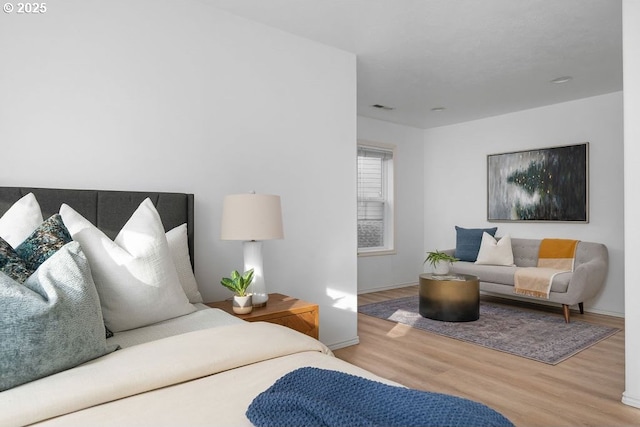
left=0, top=193, right=44, bottom=248
left=474, top=232, right=515, bottom=266
left=166, top=223, right=203, bottom=303
left=60, top=198, right=195, bottom=332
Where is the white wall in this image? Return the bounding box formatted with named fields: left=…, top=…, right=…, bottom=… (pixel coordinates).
left=622, top=0, right=640, bottom=409
left=0, top=0, right=357, bottom=348
left=357, top=117, right=425, bottom=292
left=423, top=92, right=624, bottom=316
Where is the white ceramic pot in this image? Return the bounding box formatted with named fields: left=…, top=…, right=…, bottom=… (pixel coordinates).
left=433, top=261, right=450, bottom=275
left=232, top=294, right=253, bottom=314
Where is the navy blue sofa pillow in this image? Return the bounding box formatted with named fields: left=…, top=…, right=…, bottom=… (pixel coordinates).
left=454, top=226, right=498, bottom=262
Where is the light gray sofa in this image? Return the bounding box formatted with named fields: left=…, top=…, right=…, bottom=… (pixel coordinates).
left=443, top=238, right=608, bottom=322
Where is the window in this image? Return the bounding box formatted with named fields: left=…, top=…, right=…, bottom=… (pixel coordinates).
left=357, top=142, right=395, bottom=255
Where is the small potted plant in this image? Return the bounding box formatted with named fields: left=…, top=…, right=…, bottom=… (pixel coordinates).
left=424, top=250, right=458, bottom=275
left=220, top=269, right=255, bottom=314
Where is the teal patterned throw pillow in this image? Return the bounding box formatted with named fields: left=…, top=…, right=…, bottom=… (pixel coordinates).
left=0, top=238, right=32, bottom=282
left=0, top=214, right=72, bottom=282
left=16, top=214, right=72, bottom=271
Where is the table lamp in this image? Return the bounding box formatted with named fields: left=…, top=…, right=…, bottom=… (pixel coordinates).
left=220, top=193, right=284, bottom=307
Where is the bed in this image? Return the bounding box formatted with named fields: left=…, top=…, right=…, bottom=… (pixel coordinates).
left=0, top=187, right=513, bottom=427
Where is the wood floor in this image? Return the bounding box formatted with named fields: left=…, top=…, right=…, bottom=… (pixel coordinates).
left=333, top=286, right=640, bottom=427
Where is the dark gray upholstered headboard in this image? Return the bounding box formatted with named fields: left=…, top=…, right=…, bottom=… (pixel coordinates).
left=0, top=187, right=195, bottom=267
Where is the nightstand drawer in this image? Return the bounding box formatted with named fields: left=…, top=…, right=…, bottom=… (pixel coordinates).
left=267, top=311, right=319, bottom=339
left=206, top=293, right=319, bottom=339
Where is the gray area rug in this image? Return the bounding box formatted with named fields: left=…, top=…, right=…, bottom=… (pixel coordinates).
left=359, top=296, right=620, bottom=365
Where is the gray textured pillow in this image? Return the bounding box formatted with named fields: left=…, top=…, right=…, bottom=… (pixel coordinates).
left=0, top=241, right=114, bottom=391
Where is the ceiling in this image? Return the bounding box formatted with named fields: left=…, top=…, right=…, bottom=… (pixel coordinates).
left=201, top=0, right=623, bottom=129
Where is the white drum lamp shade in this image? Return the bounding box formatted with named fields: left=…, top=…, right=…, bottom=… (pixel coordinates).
left=220, top=194, right=284, bottom=306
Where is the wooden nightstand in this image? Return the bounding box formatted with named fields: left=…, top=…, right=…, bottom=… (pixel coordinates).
left=206, top=293, right=319, bottom=339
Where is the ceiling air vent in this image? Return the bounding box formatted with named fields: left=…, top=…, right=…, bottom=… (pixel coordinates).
left=371, top=104, right=394, bottom=111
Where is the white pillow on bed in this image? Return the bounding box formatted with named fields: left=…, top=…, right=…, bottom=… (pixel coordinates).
left=166, top=223, right=203, bottom=303
left=60, top=198, right=196, bottom=332
left=0, top=192, right=44, bottom=248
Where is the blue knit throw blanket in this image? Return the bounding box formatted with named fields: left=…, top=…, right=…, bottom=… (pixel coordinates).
left=246, top=367, right=513, bottom=427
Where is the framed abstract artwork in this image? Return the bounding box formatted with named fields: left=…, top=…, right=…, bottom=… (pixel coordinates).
left=487, top=143, right=589, bottom=222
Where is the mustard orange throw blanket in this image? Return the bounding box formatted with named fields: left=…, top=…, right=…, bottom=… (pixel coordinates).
left=514, top=239, right=579, bottom=299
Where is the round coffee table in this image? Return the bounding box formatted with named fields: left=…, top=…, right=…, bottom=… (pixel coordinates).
left=419, top=273, right=479, bottom=322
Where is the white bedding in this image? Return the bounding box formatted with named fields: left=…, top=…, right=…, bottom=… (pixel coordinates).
left=0, top=192, right=402, bottom=426
left=0, top=320, right=397, bottom=427
left=107, top=303, right=243, bottom=348
left=34, top=352, right=391, bottom=427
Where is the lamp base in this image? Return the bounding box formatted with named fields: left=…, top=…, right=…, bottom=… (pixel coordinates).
left=243, top=241, right=269, bottom=308
left=251, top=291, right=269, bottom=307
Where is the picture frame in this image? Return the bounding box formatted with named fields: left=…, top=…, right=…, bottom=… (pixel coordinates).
left=487, top=143, right=589, bottom=222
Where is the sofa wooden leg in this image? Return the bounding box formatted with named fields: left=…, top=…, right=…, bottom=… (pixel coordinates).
left=579, top=302, right=584, bottom=314
left=562, top=305, right=571, bottom=323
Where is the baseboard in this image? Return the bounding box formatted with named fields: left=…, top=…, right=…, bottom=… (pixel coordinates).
left=327, top=336, right=360, bottom=351
left=583, top=306, right=624, bottom=318
left=622, top=391, right=640, bottom=408
left=358, top=281, right=418, bottom=294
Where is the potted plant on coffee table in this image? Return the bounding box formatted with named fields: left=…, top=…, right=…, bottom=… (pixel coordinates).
left=424, top=250, right=459, bottom=275
left=220, top=269, right=255, bottom=314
